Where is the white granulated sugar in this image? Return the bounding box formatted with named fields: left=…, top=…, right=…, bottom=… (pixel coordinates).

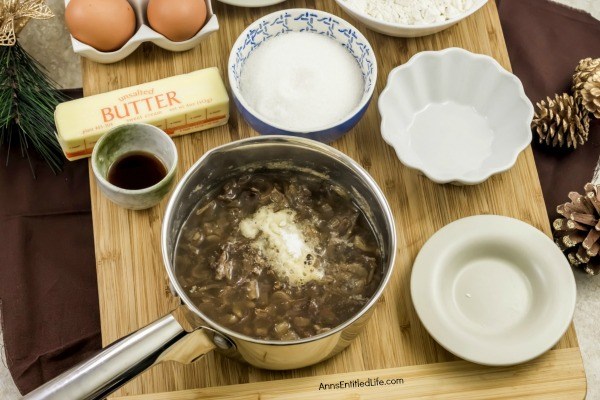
left=344, top=0, right=475, bottom=24
left=240, top=32, right=364, bottom=132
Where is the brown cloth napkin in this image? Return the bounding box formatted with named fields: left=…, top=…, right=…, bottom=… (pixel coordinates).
left=0, top=89, right=102, bottom=395
left=498, top=0, right=600, bottom=220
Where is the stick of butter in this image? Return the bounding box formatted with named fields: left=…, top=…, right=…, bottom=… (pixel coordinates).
left=55, top=67, right=229, bottom=161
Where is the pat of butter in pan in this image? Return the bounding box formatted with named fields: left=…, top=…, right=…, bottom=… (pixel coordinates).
left=239, top=205, right=324, bottom=286
left=55, top=67, right=229, bottom=161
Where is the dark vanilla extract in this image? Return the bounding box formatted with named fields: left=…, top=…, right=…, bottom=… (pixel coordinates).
left=107, top=151, right=167, bottom=190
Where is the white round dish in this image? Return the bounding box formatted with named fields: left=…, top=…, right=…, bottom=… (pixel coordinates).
left=379, top=48, right=533, bottom=185
left=334, top=0, right=488, bottom=37
left=410, top=215, right=576, bottom=366
left=218, top=0, right=286, bottom=7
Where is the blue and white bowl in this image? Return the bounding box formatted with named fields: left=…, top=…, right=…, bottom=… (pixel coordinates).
left=228, top=9, right=377, bottom=143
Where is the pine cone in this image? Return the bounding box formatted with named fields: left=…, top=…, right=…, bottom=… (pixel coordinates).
left=572, top=57, right=600, bottom=93
left=532, top=93, right=590, bottom=149
left=580, top=71, right=600, bottom=119
left=553, top=183, right=600, bottom=275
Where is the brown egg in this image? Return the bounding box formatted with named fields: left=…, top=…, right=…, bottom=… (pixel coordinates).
left=147, top=0, right=207, bottom=42
left=65, top=0, right=136, bottom=52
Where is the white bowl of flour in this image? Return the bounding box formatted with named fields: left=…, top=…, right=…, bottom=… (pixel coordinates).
left=335, top=0, right=488, bottom=37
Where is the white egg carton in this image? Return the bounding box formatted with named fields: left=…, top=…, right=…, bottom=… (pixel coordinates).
left=64, top=0, right=219, bottom=64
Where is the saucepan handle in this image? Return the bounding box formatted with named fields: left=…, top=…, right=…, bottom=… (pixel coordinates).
left=22, top=313, right=199, bottom=400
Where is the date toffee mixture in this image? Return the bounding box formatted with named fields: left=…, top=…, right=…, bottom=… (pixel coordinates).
left=174, top=171, right=382, bottom=341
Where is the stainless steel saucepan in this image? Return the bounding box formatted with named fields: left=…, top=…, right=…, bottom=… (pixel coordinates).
left=24, top=136, right=397, bottom=400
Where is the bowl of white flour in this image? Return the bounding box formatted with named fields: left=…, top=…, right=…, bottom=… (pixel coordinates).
left=228, top=9, right=377, bottom=143
left=336, top=0, right=488, bottom=37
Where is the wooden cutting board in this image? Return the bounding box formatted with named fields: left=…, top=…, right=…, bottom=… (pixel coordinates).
left=82, top=1, right=587, bottom=398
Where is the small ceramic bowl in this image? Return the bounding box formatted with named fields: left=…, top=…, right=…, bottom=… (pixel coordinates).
left=64, top=0, right=219, bottom=64
left=228, top=8, right=377, bottom=143
left=379, top=48, right=533, bottom=185
left=334, top=0, right=488, bottom=38
left=92, top=123, right=178, bottom=210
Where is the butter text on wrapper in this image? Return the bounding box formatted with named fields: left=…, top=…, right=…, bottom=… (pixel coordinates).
left=101, top=91, right=182, bottom=122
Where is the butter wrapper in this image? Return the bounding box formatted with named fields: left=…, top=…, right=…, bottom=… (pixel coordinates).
left=55, top=67, right=229, bottom=161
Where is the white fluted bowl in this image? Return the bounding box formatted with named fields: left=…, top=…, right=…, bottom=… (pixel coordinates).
left=379, top=48, right=533, bottom=185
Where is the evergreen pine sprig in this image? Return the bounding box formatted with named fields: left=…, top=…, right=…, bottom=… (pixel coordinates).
left=0, top=42, right=68, bottom=175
